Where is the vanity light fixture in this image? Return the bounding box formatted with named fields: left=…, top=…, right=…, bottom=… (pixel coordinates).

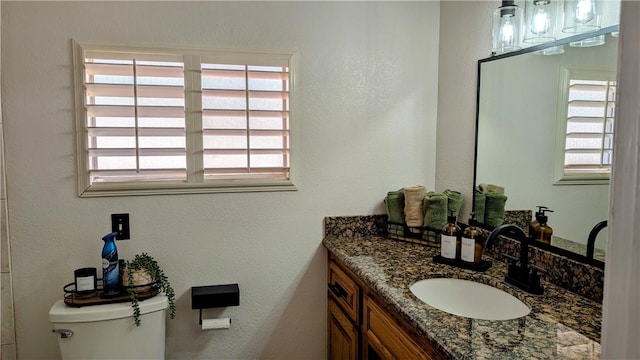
left=492, top=0, right=523, bottom=55
left=524, top=0, right=558, bottom=44
left=563, top=0, right=600, bottom=33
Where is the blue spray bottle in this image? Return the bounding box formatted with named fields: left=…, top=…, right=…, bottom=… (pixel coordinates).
left=101, top=232, right=120, bottom=298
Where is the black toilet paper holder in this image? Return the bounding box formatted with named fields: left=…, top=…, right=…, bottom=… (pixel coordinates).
left=191, top=284, right=240, bottom=324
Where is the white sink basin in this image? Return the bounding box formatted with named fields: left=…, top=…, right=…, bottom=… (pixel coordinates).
left=409, top=278, right=530, bottom=320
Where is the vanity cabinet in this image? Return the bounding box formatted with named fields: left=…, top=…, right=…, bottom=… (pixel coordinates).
left=327, top=253, right=447, bottom=360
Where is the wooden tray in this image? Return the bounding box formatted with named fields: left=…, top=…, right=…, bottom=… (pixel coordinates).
left=63, top=286, right=160, bottom=307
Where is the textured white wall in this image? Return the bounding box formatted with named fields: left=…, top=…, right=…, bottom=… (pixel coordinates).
left=1, top=2, right=440, bottom=359
left=435, top=0, right=496, bottom=220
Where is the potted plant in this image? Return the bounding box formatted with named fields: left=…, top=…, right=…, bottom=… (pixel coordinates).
left=122, top=253, right=176, bottom=326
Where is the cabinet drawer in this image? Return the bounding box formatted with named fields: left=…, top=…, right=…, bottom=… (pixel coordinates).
left=365, top=297, right=437, bottom=360
left=328, top=259, right=361, bottom=324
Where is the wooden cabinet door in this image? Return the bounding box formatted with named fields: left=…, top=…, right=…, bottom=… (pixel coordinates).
left=364, top=296, right=440, bottom=360
left=329, top=298, right=359, bottom=360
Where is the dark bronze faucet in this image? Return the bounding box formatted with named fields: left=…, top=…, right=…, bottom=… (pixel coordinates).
left=485, top=224, right=545, bottom=295
left=586, top=220, right=607, bottom=261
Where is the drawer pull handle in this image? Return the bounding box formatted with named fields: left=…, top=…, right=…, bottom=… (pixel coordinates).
left=329, top=283, right=347, bottom=299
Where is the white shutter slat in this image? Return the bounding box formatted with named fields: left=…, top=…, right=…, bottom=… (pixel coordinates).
left=202, top=109, right=288, bottom=118
left=202, top=89, right=289, bottom=101
left=87, top=127, right=185, bottom=137
left=86, top=105, right=185, bottom=118
left=85, top=63, right=184, bottom=78
left=203, top=148, right=289, bottom=155
left=88, top=148, right=186, bottom=157
left=202, top=69, right=288, bottom=81
left=86, top=83, right=184, bottom=99
left=203, top=129, right=289, bottom=137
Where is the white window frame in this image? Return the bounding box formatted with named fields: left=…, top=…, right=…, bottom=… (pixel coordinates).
left=554, top=66, right=616, bottom=185
left=73, top=41, right=297, bottom=197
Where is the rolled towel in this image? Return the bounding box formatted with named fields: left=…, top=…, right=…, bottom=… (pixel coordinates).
left=443, top=189, right=463, bottom=218
left=479, top=183, right=505, bottom=194
left=384, top=189, right=405, bottom=224
left=473, top=188, right=486, bottom=223
left=403, top=185, right=427, bottom=231
left=484, top=191, right=508, bottom=227
left=423, top=192, right=448, bottom=230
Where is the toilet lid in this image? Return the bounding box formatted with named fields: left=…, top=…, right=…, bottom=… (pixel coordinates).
left=49, top=295, right=168, bottom=323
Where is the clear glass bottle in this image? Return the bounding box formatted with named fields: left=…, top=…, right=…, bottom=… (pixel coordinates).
left=440, top=211, right=461, bottom=261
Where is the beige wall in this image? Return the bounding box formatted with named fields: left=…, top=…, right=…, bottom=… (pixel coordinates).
left=1, top=1, right=18, bottom=357
left=1, top=2, right=440, bottom=358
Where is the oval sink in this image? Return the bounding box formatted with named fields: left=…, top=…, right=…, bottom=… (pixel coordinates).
left=409, top=278, right=530, bottom=320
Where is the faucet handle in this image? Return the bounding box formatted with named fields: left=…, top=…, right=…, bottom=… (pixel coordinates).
left=502, top=253, right=520, bottom=265
left=528, top=263, right=546, bottom=276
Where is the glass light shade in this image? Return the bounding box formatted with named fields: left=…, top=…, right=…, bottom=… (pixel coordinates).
left=534, top=45, right=565, bottom=55
left=492, top=4, right=523, bottom=55
left=569, top=34, right=605, bottom=47
left=563, top=0, right=601, bottom=33
left=524, top=0, right=559, bottom=44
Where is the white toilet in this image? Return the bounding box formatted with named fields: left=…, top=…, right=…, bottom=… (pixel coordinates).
left=49, top=295, right=168, bottom=359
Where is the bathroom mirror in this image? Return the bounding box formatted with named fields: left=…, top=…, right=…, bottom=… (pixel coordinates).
left=474, top=26, right=619, bottom=268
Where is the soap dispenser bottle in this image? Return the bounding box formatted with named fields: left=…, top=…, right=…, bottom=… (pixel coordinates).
left=440, top=210, right=461, bottom=261
left=528, top=206, right=548, bottom=236
left=101, top=231, right=120, bottom=298
left=461, top=213, right=484, bottom=265
left=531, top=208, right=554, bottom=245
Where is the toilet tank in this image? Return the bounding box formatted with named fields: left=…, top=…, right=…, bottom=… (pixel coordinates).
left=49, top=295, right=168, bottom=360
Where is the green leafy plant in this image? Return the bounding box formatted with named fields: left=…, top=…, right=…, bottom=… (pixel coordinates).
left=124, top=253, right=176, bottom=326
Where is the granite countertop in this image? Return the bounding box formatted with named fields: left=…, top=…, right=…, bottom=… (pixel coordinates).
left=323, top=235, right=602, bottom=359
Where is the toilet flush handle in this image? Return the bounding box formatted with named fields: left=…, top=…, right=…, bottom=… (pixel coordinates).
left=52, top=329, right=74, bottom=339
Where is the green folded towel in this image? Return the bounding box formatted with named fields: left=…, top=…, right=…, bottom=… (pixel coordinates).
left=443, top=189, right=463, bottom=218
left=384, top=189, right=405, bottom=224
left=484, top=191, right=508, bottom=227
left=473, top=188, right=486, bottom=223
left=479, top=183, right=505, bottom=194
left=423, top=192, right=448, bottom=230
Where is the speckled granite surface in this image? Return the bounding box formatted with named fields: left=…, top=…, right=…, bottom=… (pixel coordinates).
left=323, top=235, right=602, bottom=359
left=325, top=215, right=605, bottom=303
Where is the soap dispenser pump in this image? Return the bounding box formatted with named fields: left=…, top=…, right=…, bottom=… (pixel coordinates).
left=461, top=212, right=484, bottom=265
left=531, top=208, right=554, bottom=245
left=440, top=210, right=461, bottom=260
left=101, top=231, right=120, bottom=298
left=528, top=206, right=548, bottom=236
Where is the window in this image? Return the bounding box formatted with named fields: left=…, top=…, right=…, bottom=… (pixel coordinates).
left=73, top=41, right=295, bottom=196
left=555, top=67, right=616, bottom=184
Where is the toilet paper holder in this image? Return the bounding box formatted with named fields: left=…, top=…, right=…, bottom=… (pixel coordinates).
left=191, top=284, right=240, bottom=325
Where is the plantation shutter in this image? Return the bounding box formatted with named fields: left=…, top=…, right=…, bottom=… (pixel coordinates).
left=83, top=51, right=187, bottom=184
left=564, top=79, right=616, bottom=176
left=201, top=59, right=290, bottom=180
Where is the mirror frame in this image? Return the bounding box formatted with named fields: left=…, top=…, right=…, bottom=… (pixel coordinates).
left=473, top=25, right=619, bottom=270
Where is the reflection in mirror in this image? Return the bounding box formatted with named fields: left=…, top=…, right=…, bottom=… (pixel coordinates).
left=475, top=29, right=619, bottom=267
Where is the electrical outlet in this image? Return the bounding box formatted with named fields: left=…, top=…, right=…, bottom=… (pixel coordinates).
left=111, top=213, right=130, bottom=240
